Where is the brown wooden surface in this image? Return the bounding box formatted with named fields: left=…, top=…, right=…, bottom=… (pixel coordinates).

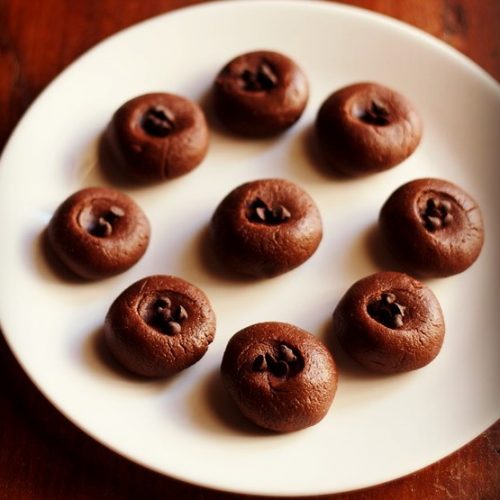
left=0, top=1, right=499, bottom=499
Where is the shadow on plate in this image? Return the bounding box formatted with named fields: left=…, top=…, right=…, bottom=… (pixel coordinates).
left=295, top=123, right=359, bottom=182
left=83, top=326, right=147, bottom=383
left=362, top=222, right=406, bottom=273
left=341, top=222, right=406, bottom=283
left=82, top=326, right=176, bottom=387
left=180, top=224, right=259, bottom=285
left=187, top=367, right=273, bottom=437
left=199, top=84, right=286, bottom=145
left=97, top=132, right=157, bottom=190
left=198, top=85, right=230, bottom=139
left=35, top=229, right=87, bottom=284
left=321, top=312, right=393, bottom=382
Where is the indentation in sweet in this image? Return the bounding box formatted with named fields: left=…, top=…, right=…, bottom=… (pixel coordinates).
left=367, top=292, right=405, bottom=329
left=79, top=205, right=125, bottom=237
left=247, top=198, right=291, bottom=225
left=142, top=106, right=176, bottom=137
left=354, top=100, right=391, bottom=126
left=420, top=196, right=454, bottom=231
left=252, top=344, right=303, bottom=377
left=241, top=61, right=278, bottom=91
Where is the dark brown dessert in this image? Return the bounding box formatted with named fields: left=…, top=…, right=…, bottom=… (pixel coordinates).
left=315, top=82, right=422, bottom=175
left=379, top=178, right=484, bottom=277
left=221, top=322, right=337, bottom=432
left=214, top=50, right=309, bottom=136
left=103, top=92, right=209, bottom=182
left=104, top=275, right=216, bottom=377
left=47, top=187, right=150, bottom=279
left=210, top=178, right=322, bottom=278
left=333, top=271, right=445, bottom=374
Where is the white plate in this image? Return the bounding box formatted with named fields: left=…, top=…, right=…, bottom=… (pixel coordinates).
left=0, top=0, right=499, bottom=496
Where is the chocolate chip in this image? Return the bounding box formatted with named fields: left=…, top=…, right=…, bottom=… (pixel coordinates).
left=441, top=200, right=452, bottom=212
left=175, top=305, right=188, bottom=321
left=142, top=106, right=175, bottom=137
left=152, top=296, right=188, bottom=335
left=252, top=354, right=267, bottom=372
left=393, top=315, right=404, bottom=328
left=248, top=198, right=291, bottom=225
left=166, top=321, right=182, bottom=335
left=95, top=217, right=113, bottom=237
left=368, top=292, right=406, bottom=329
left=358, top=100, right=391, bottom=126
left=428, top=197, right=439, bottom=210
left=242, top=62, right=278, bottom=92
left=390, top=302, right=406, bottom=317
left=256, top=62, right=278, bottom=89
left=253, top=345, right=300, bottom=377
left=383, top=292, right=396, bottom=304
left=272, top=205, right=291, bottom=221
left=109, top=205, right=125, bottom=218
left=427, top=216, right=443, bottom=230
left=278, top=344, right=296, bottom=363
left=157, top=306, right=172, bottom=322
left=82, top=203, right=126, bottom=238
left=421, top=195, right=454, bottom=231
left=156, top=297, right=172, bottom=309
left=255, top=206, right=267, bottom=221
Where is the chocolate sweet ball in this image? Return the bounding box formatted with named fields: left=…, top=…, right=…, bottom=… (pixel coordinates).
left=47, top=187, right=150, bottom=279
left=221, top=322, right=337, bottom=432
left=214, top=50, right=309, bottom=136
left=379, top=178, right=484, bottom=278
left=104, top=275, right=216, bottom=377
left=315, top=82, right=422, bottom=175
left=104, top=92, right=209, bottom=182
left=333, top=272, right=445, bottom=374
left=210, top=179, right=322, bottom=278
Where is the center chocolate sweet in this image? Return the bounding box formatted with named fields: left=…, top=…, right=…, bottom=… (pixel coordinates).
left=368, top=292, right=406, bottom=329
left=241, top=62, right=278, bottom=92
left=252, top=344, right=302, bottom=377
left=142, top=106, right=176, bottom=137
left=420, top=196, right=454, bottom=231
left=247, top=198, right=291, bottom=225
left=79, top=204, right=125, bottom=238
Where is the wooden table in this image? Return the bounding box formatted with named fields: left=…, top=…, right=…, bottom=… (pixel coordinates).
left=0, top=1, right=499, bottom=498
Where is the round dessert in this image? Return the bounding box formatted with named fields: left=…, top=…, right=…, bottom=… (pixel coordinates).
left=47, top=187, right=150, bottom=279
left=213, top=50, right=309, bottom=136
left=221, top=322, right=337, bottom=432
left=333, top=271, right=445, bottom=374
left=103, top=92, right=209, bottom=182
left=104, top=275, right=216, bottom=377
left=379, top=178, right=484, bottom=278
left=210, top=178, right=322, bottom=278
left=315, top=82, right=422, bottom=175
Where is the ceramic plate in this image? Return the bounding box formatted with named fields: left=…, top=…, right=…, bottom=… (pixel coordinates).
left=0, top=1, right=499, bottom=496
